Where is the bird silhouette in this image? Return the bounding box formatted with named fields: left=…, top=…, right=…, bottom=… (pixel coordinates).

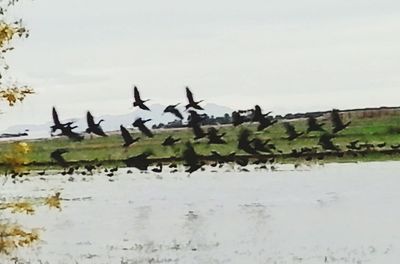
left=237, top=129, right=259, bottom=155
left=187, top=110, right=206, bottom=127
left=86, top=111, right=107, bottom=137
left=283, top=122, right=304, bottom=140
left=257, top=116, right=277, bottom=131
left=133, top=118, right=153, bottom=138
left=251, top=105, right=272, bottom=122
left=231, top=111, right=247, bottom=126
left=252, top=138, right=274, bottom=153
left=185, top=87, right=204, bottom=110
left=210, top=151, right=236, bottom=163
left=162, top=135, right=180, bottom=146
left=59, top=125, right=84, bottom=141
left=124, top=152, right=152, bottom=171
left=132, top=86, right=150, bottom=111
left=50, top=149, right=68, bottom=167
left=51, top=107, right=76, bottom=134
left=331, top=109, right=351, bottom=133
left=207, top=127, right=226, bottom=144
left=306, top=116, right=325, bottom=133
left=163, top=104, right=183, bottom=119
left=182, top=142, right=203, bottom=173
left=192, top=124, right=207, bottom=140
left=120, top=125, right=140, bottom=147
left=318, top=134, right=340, bottom=151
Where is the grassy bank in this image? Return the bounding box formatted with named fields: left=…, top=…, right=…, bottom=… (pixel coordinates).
left=2, top=114, right=400, bottom=168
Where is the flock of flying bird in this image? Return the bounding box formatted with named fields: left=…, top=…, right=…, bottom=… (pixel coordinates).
left=45, top=86, right=393, bottom=175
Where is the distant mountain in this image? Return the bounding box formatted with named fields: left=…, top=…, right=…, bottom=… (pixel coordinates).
left=2, top=103, right=234, bottom=139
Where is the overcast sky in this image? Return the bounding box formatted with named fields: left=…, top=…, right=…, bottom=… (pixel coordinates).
left=0, top=0, right=399, bottom=130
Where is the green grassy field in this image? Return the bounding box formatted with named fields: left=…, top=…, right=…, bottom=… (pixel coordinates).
left=2, top=114, right=400, bottom=169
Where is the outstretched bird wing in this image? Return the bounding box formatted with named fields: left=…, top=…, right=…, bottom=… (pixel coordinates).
left=171, top=108, right=183, bottom=119
left=186, top=87, right=195, bottom=103
left=134, top=86, right=141, bottom=101
left=86, top=111, right=95, bottom=127
left=52, top=107, right=61, bottom=126
left=120, top=125, right=133, bottom=144
left=138, top=123, right=153, bottom=138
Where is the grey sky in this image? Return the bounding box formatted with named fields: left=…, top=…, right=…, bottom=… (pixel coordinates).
left=1, top=0, right=399, bottom=130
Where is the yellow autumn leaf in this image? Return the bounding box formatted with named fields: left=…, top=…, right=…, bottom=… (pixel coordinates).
left=44, top=192, right=62, bottom=211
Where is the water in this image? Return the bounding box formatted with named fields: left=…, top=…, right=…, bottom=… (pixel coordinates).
left=1, top=162, right=400, bottom=263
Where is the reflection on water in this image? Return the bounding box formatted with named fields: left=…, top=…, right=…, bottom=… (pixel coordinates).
left=1, top=161, right=400, bottom=263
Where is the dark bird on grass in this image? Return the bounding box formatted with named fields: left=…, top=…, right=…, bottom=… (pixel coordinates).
left=237, top=129, right=259, bottom=155
left=152, top=163, right=163, bottom=173
left=133, top=118, right=153, bottom=138
left=207, top=127, right=226, bottom=144
left=185, top=87, right=204, bottom=110
left=132, top=86, right=150, bottom=111
left=182, top=142, right=204, bottom=173
left=51, top=107, right=76, bottom=134
left=86, top=111, right=107, bottom=137
left=283, top=122, right=304, bottom=141
left=120, top=125, right=140, bottom=147
left=163, top=104, right=183, bottom=119
left=331, top=109, right=351, bottom=133
left=346, top=140, right=361, bottom=150
left=50, top=149, right=68, bottom=167
left=231, top=111, right=247, bottom=126
left=306, top=116, right=325, bottom=133
left=252, top=138, right=274, bottom=153
left=124, top=152, right=152, bottom=171
left=162, top=135, right=180, bottom=146
left=236, top=157, right=249, bottom=167
left=318, top=134, right=340, bottom=151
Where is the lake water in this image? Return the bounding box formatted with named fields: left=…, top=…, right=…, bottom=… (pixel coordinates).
left=1, top=162, right=400, bottom=263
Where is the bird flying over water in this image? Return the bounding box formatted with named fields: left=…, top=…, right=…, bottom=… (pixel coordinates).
left=133, top=118, right=153, bottom=138
left=185, top=87, right=204, bottom=110
left=133, top=86, right=150, bottom=111
left=86, top=111, right=107, bottom=137
left=51, top=107, right=76, bottom=134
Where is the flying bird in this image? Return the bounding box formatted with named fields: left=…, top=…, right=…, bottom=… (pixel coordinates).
left=50, top=149, right=69, bottom=167
left=251, top=105, right=271, bottom=123
left=182, top=142, right=204, bottom=173
left=232, top=111, right=247, bottom=126
left=207, top=127, right=226, bottom=144
left=331, top=109, right=351, bottom=133
left=120, top=125, right=140, bottom=147
left=124, top=152, right=152, bottom=171
left=162, top=135, right=180, bottom=146
left=86, top=111, right=107, bottom=137
left=132, top=86, right=150, bottom=111
left=306, top=116, right=325, bottom=133
left=51, top=107, right=76, bottom=134
left=185, top=87, right=204, bottom=110
left=318, top=134, right=340, bottom=151
left=283, top=122, right=304, bottom=141
left=163, top=104, right=183, bottom=119
left=237, top=129, right=259, bottom=155
left=133, top=118, right=153, bottom=138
